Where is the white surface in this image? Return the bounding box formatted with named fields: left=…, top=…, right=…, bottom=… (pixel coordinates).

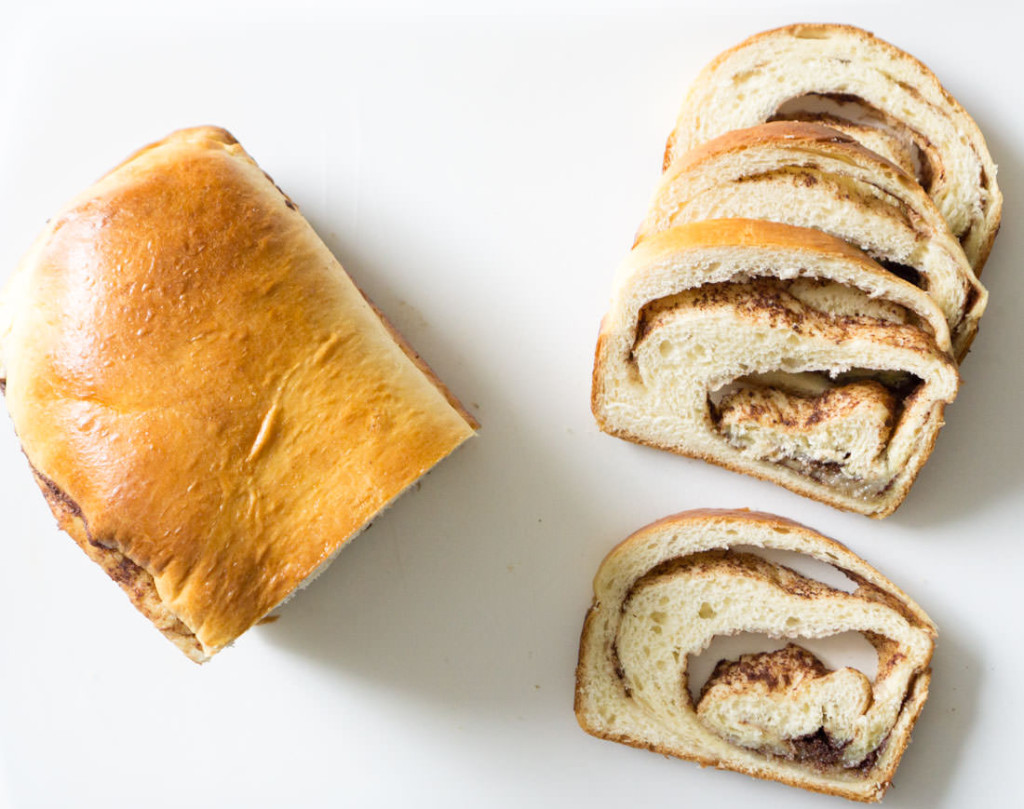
left=0, top=1, right=1020, bottom=806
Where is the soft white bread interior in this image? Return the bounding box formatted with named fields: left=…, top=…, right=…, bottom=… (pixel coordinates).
left=643, top=122, right=986, bottom=359
left=575, top=508, right=936, bottom=802
left=592, top=219, right=959, bottom=518
left=663, top=23, right=1001, bottom=272
left=0, top=126, right=477, bottom=662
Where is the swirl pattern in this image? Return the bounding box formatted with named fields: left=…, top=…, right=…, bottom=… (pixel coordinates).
left=640, top=122, right=986, bottom=359
left=662, top=24, right=1001, bottom=272
left=575, top=509, right=936, bottom=802
left=592, top=219, right=959, bottom=517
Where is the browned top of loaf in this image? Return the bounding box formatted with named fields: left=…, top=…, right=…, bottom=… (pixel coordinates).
left=2, top=126, right=476, bottom=655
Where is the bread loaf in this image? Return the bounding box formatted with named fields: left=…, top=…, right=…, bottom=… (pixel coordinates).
left=575, top=508, right=936, bottom=802
left=663, top=23, right=1001, bottom=272
left=591, top=219, right=959, bottom=518
left=642, top=122, right=986, bottom=359
left=0, top=126, right=477, bottom=661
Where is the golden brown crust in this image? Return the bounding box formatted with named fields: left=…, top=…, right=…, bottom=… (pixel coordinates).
left=29, top=465, right=207, bottom=661
left=2, top=126, right=476, bottom=659
left=363, top=295, right=480, bottom=431
left=647, top=217, right=879, bottom=266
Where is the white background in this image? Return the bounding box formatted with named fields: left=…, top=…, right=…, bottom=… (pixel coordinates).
left=0, top=1, right=1020, bottom=806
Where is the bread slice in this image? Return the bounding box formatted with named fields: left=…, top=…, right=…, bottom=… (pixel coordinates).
left=642, top=122, right=986, bottom=359
left=663, top=23, right=1001, bottom=272
left=575, top=508, right=936, bottom=802
left=0, top=126, right=477, bottom=662
left=592, top=219, right=959, bottom=518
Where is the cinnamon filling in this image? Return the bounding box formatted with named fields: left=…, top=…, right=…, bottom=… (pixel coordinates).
left=609, top=550, right=924, bottom=774
left=635, top=276, right=919, bottom=353
left=630, top=278, right=937, bottom=495
left=709, top=371, right=923, bottom=495
left=769, top=93, right=936, bottom=194
left=694, top=643, right=884, bottom=769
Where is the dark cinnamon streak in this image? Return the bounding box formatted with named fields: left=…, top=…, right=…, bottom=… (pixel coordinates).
left=697, top=643, right=829, bottom=701
left=632, top=277, right=919, bottom=359
left=24, top=457, right=204, bottom=658
left=611, top=553, right=903, bottom=774
left=33, top=466, right=86, bottom=523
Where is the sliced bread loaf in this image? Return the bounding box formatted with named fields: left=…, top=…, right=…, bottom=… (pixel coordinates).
left=575, top=509, right=936, bottom=802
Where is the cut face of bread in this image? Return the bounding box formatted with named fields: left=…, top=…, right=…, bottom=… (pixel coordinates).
left=0, top=126, right=477, bottom=662
left=575, top=509, right=936, bottom=802
left=592, top=219, right=959, bottom=517
left=642, top=122, right=986, bottom=359
left=663, top=23, right=1001, bottom=271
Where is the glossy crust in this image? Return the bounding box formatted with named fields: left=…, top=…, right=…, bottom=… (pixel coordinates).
left=575, top=509, right=936, bottom=802
left=0, top=126, right=476, bottom=661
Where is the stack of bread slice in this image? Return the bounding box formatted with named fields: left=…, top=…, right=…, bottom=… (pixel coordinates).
left=592, top=23, right=1001, bottom=518
left=574, top=509, right=937, bottom=802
